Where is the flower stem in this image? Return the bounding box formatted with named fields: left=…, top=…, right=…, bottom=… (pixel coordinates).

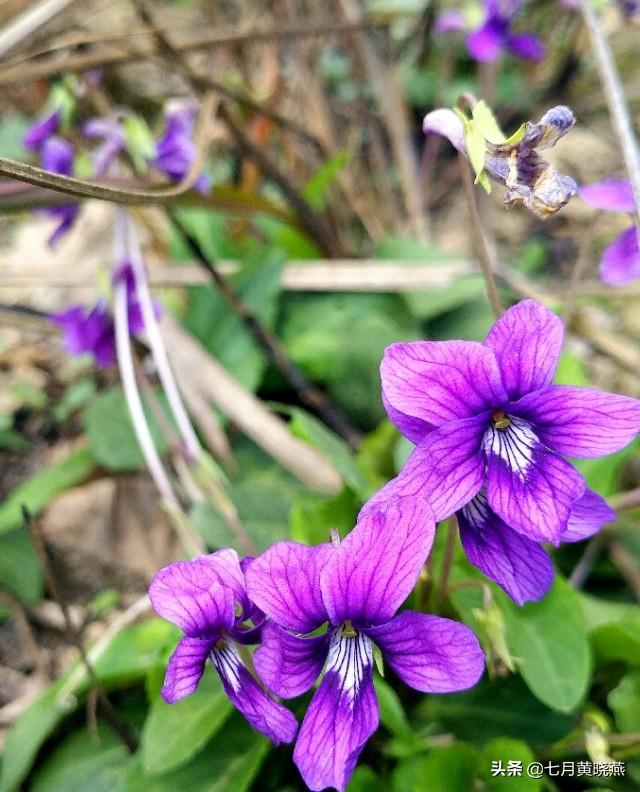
left=119, top=208, right=202, bottom=462
left=457, top=153, right=504, bottom=318
left=436, top=516, right=458, bottom=611
left=579, top=0, right=640, bottom=231
left=113, top=274, right=177, bottom=506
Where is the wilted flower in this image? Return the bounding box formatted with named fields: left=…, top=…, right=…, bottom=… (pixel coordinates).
left=423, top=105, right=578, bottom=219
left=149, top=549, right=297, bottom=745
left=246, top=497, right=484, bottom=791
left=23, top=108, right=61, bottom=151
left=50, top=260, right=155, bottom=367
left=375, top=300, right=638, bottom=603
left=153, top=101, right=211, bottom=193
left=579, top=179, right=640, bottom=285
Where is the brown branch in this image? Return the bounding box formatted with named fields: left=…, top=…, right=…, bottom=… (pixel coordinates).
left=130, top=0, right=344, bottom=257
left=0, top=19, right=386, bottom=87
left=0, top=91, right=218, bottom=206
left=218, top=106, right=343, bottom=257
left=168, top=212, right=362, bottom=450
left=23, top=507, right=138, bottom=752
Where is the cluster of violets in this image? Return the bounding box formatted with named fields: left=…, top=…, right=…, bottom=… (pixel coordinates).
left=150, top=300, right=640, bottom=791
left=436, top=0, right=638, bottom=63
left=24, top=98, right=209, bottom=247
left=27, top=96, right=210, bottom=366
left=436, top=1, right=545, bottom=64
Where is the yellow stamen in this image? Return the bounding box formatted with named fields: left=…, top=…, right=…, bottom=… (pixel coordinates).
left=491, top=410, right=511, bottom=430
left=342, top=619, right=357, bottom=638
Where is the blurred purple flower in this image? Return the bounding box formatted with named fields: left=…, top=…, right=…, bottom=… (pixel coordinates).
left=434, top=9, right=467, bottom=33
left=467, top=1, right=545, bottom=62
left=580, top=179, right=640, bottom=285
left=23, top=109, right=60, bottom=151
left=39, top=136, right=80, bottom=247
left=83, top=117, right=127, bottom=176
left=153, top=102, right=211, bottom=194
left=246, top=498, right=484, bottom=791
left=617, top=0, right=640, bottom=18
left=41, top=136, right=73, bottom=175
left=149, top=549, right=297, bottom=745
left=371, top=300, right=638, bottom=603
left=50, top=259, right=158, bottom=367
left=50, top=301, right=116, bottom=368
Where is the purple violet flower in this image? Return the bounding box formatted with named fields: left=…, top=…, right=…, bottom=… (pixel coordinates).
left=50, top=300, right=116, bottom=368
left=466, top=1, right=546, bottom=62
left=83, top=116, right=127, bottom=176
left=149, top=548, right=297, bottom=745
left=579, top=180, right=640, bottom=285
left=23, top=108, right=61, bottom=151
left=423, top=105, right=578, bottom=219
left=245, top=497, right=485, bottom=791
left=153, top=102, right=211, bottom=194
left=374, top=300, right=638, bottom=604
left=434, top=8, right=467, bottom=33
left=39, top=136, right=80, bottom=247
left=50, top=260, right=156, bottom=367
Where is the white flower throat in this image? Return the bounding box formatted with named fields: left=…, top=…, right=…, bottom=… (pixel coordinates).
left=483, top=412, right=538, bottom=478
left=325, top=622, right=373, bottom=705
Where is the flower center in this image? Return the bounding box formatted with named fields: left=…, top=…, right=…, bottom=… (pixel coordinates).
left=483, top=415, right=539, bottom=479
left=342, top=619, right=357, bottom=638
left=491, top=410, right=511, bottom=430
left=325, top=625, right=373, bottom=705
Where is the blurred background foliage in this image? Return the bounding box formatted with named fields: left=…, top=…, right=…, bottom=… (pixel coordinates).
left=0, top=0, right=640, bottom=790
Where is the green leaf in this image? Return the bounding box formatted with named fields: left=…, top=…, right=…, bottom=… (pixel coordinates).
left=123, top=114, right=155, bottom=174
left=191, top=439, right=311, bottom=551
left=590, top=611, right=640, bottom=666
left=92, top=619, right=177, bottom=687
left=125, top=712, right=270, bottom=792
left=504, top=122, right=526, bottom=145
left=480, top=738, right=541, bottom=792
left=303, top=151, right=349, bottom=210
left=30, top=725, right=129, bottom=792
left=182, top=249, right=283, bottom=391
left=414, top=675, right=574, bottom=748
left=289, top=488, right=358, bottom=546
left=374, top=677, right=413, bottom=740
left=0, top=679, right=74, bottom=792
left=498, top=577, right=591, bottom=713
left=0, top=618, right=175, bottom=792
left=0, top=528, right=42, bottom=603
left=84, top=387, right=170, bottom=472
left=472, top=100, right=506, bottom=144
left=288, top=408, right=371, bottom=498
left=574, top=437, right=638, bottom=497
left=142, top=668, right=233, bottom=775
left=0, top=113, right=30, bottom=159
left=346, top=765, right=381, bottom=792
left=608, top=670, right=640, bottom=731
left=0, top=447, right=95, bottom=535
left=281, top=292, right=421, bottom=426
left=392, top=744, right=480, bottom=792
left=52, top=378, right=96, bottom=422
left=355, top=420, right=399, bottom=491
